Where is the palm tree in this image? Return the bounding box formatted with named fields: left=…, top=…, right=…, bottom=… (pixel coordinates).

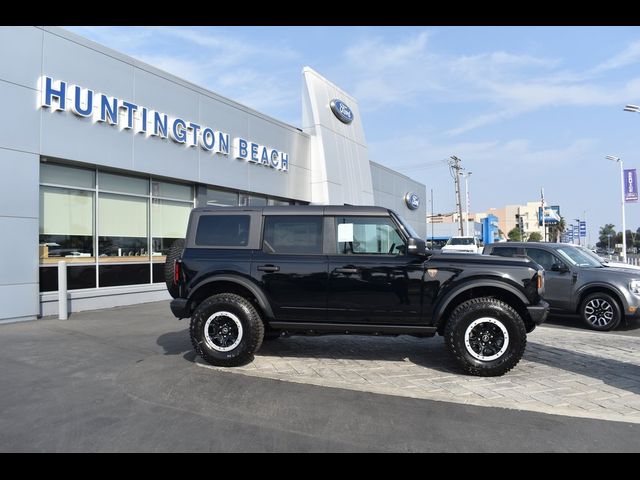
left=548, top=216, right=566, bottom=242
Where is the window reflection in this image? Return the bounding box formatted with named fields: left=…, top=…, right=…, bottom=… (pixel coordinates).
left=39, top=186, right=94, bottom=264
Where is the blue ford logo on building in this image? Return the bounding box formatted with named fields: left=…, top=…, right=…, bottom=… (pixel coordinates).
left=404, top=192, right=420, bottom=210
left=330, top=99, right=354, bottom=124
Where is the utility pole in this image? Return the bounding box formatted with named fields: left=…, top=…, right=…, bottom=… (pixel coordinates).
left=584, top=210, right=589, bottom=247
left=449, top=155, right=464, bottom=235
left=430, top=188, right=434, bottom=244
left=518, top=206, right=523, bottom=241
left=541, top=187, right=546, bottom=242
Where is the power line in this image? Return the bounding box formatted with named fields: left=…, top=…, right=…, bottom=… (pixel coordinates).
left=396, top=158, right=450, bottom=172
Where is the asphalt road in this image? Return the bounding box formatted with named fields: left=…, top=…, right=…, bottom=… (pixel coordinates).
left=0, top=301, right=638, bottom=452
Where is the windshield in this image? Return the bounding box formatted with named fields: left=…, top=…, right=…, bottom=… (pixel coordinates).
left=555, top=246, right=603, bottom=267
left=447, top=237, right=475, bottom=246
left=575, top=246, right=606, bottom=265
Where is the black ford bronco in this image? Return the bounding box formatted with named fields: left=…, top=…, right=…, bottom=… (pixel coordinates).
left=167, top=206, right=548, bottom=376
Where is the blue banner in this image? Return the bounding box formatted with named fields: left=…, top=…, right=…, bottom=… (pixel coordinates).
left=568, top=225, right=574, bottom=241
left=579, top=221, right=586, bottom=238
left=624, top=169, right=638, bottom=202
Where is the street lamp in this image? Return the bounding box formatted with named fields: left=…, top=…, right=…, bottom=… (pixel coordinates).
left=605, top=155, right=627, bottom=262
left=459, top=171, right=472, bottom=237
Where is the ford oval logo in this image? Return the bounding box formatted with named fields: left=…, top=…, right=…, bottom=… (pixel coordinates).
left=330, top=99, right=354, bottom=124
left=404, top=192, right=420, bottom=210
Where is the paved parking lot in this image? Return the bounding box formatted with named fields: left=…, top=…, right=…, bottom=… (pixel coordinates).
left=199, top=322, right=640, bottom=424
left=1, top=300, right=639, bottom=452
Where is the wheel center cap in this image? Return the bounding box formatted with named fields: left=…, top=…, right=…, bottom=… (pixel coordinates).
left=222, top=327, right=229, bottom=334
left=482, top=334, right=490, bottom=343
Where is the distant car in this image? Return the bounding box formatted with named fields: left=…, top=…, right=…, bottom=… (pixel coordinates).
left=483, top=241, right=640, bottom=331
left=441, top=236, right=481, bottom=254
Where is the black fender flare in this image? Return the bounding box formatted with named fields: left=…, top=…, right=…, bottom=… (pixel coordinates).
left=433, top=280, right=530, bottom=328
left=188, top=274, right=274, bottom=319
left=574, top=282, right=627, bottom=312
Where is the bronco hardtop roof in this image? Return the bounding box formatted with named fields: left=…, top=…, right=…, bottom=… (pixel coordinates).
left=192, top=205, right=392, bottom=216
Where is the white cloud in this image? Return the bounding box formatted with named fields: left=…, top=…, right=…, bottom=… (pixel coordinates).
left=592, top=40, right=640, bottom=73
left=64, top=26, right=301, bottom=119
left=341, top=31, right=640, bottom=135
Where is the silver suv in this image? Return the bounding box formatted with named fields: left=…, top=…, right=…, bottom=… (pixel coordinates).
left=483, top=242, right=640, bottom=331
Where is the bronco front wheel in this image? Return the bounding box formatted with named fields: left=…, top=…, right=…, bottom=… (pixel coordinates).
left=444, top=297, right=527, bottom=376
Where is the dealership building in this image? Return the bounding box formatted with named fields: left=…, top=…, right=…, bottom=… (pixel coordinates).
left=0, top=26, right=426, bottom=323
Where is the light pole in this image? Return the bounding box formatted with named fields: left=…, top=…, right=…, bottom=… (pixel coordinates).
left=605, top=155, right=627, bottom=262
left=459, top=171, right=472, bottom=237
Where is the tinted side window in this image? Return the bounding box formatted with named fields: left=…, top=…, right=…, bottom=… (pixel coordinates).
left=195, top=215, right=250, bottom=246
left=263, top=216, right=323, bottom=254
left=335, top=216, right=406, bottom=255
left=525, top=248, right=559, bottom=270
left=491, top=247, right=519, bottom=257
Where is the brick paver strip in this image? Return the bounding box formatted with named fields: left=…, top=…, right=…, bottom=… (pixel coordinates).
left=196, top=326, right=640, bottom=424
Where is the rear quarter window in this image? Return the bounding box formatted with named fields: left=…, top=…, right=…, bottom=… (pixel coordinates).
left=262, top=215, right=323, bottom=254
left=490, top=246, right=525, bottom=257
left=195, top=215, right=250, bottom=247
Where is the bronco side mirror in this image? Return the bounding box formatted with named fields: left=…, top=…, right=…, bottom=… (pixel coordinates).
left=407, top=237, right=429, bottom=257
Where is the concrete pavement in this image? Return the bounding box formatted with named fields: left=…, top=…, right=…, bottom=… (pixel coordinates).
left=1, top=300, right=639, bottom=452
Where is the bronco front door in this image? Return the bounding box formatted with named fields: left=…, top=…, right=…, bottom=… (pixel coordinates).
left=327, top=215, right=424, bottom=324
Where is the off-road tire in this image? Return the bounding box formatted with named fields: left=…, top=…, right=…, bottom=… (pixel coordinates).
left=580, top=292, right=622, bottom=331
left=190, top=293, right=264, bottom=367
left=164, top=238, right=185, bottom=298
left=444, top=297, right=527, bottom=377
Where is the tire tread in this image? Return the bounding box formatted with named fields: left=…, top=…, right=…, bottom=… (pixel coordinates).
left=444, top=297, right=527, bottom=377
left=190, top=293, right=264, bottom=367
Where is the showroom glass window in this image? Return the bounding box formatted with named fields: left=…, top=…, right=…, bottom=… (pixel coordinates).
left=335, top=216, right=406, bottom=255
left=151, top=180, right=193, bottom=283
left=39, top=161, right=194, bottom=290
left=39, top=162, right=96, bottom=291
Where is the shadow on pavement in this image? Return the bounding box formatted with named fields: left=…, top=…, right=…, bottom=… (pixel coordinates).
left=527, top=341, right=640, bottom=395
left=252, top=336, right=462, bottom=374
left=156, top=330, right=192, bottom=356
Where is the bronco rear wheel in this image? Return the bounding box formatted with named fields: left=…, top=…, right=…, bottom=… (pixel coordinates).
left=190, top=293, right=264, bottom=367
left=445, top=297, right=527, bottom=376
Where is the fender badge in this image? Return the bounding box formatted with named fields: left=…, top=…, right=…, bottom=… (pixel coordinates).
left=427, top=269, right=438, bottom=278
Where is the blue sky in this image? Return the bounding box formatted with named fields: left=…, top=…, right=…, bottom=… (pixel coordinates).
left=66, top=26, right=640, bottom=244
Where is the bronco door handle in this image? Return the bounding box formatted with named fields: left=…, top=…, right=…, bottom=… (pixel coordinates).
left=258, top=265, right=280, bottom=272
left=335, top=267, right=358, bottom=274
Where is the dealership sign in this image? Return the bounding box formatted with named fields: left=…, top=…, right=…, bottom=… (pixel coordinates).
left=330, top=99, right=354, bottom=124
left=404, top=192, right=420, bottom=210
left=538, top=205, right=561, bottom=226
left=624, top=168, right=638, bottom=202
left=38, top=76, right=289, bottom=172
